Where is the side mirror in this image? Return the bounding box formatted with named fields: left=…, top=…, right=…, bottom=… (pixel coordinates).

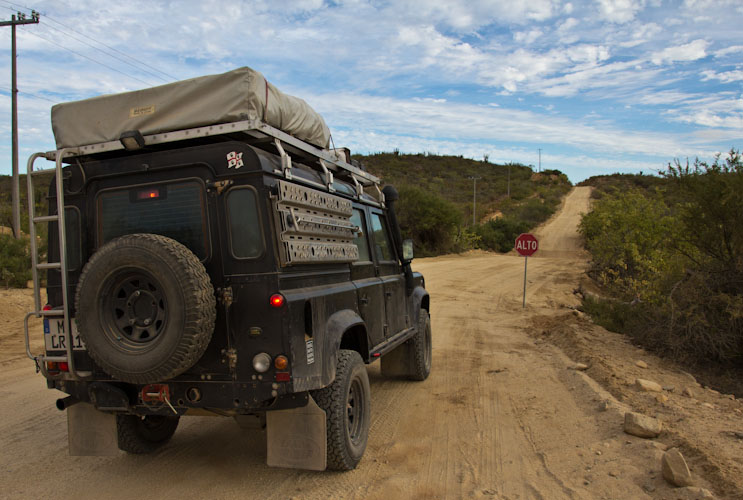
left=402, top=239, right=414, bottom=261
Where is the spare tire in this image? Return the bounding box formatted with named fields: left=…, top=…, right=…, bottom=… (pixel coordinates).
left=75, top=234, right=216, bottom=384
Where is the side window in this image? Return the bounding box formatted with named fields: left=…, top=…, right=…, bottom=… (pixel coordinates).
left=370, top=213, right=394, bottom=262
left=64, top=207, right=81, bottom=271
left=226, top=187, right=263, bottom=259
left=350, top=209, right=371, bottom=262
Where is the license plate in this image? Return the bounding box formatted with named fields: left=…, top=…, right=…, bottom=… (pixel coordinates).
left=44, top=317, right=86, bottom=351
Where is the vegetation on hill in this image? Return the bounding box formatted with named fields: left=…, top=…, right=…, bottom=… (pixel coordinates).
left=358, top=152, right=572, bottom=255
left=578, top=150, right=743, bottom=376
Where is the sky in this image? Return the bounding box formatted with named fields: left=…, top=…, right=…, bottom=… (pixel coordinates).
left=0, top=0, right=742, bottom=182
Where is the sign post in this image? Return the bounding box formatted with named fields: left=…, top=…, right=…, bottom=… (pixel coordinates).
left=514, top=233, right=538, bottom=308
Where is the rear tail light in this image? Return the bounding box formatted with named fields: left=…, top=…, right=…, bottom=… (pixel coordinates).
left=269, top=294, right=285, bottom=308
left=59, top=362, right=69, bottom=372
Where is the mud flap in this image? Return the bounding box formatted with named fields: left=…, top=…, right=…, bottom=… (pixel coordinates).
left=67, top=402, right=118, bottom=456
left=266, top=395, right=326, bottom=471
left=380, top=340, right=414, bottom=377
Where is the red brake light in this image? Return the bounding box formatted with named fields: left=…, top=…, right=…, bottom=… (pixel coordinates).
left=137, top=189, right=160, bottom=200
left=59, top=362, right=69, bottom=372
left=43, top=304, right=52, bottom=311
left=269, top=294, right=285, bottom=308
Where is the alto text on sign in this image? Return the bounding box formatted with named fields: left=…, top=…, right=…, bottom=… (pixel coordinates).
left=515, top=233, right=538, bottom=257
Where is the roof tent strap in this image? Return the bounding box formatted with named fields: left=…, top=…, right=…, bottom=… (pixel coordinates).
left=274, top=138, right=292, bottom=180
left=351, top=174, right=363, bottom=198
left=318, top=159, right=335, bottom=193
left=375, top=183, right=385, bottom=205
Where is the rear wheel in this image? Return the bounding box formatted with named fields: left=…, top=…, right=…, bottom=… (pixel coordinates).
left=311, top=349, right=370, bottom=470
left=117, top=414, right=179, bottom=454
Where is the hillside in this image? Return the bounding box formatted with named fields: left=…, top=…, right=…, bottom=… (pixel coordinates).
left=578, top=172, right=666, bottom=199
left=358, top=152, right=570, bottom=224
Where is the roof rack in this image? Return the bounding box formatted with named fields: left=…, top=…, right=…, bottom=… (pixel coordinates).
left=48, top=119, right=381, bottom=188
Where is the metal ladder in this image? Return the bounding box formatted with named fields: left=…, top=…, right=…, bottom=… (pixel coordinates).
left=23, top=148, right=84, bottom=380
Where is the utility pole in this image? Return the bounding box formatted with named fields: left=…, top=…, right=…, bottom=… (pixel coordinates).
left=1, top=10, right=40, bottom=239
left=507, top=165, right=511, bottom=198
left=468, top=176, right=481, bottom=226
left=538, top=148, right=542, bottom=173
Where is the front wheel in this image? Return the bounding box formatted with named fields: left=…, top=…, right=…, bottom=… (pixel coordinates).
left=311, top=349, right=371, bottom=470
left=117, top=414, right=179, bottom=454
left=410, top=309, right=432, bottom=381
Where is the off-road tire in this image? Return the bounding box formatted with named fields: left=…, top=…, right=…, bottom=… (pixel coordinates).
left=117, top=414, right=179, bottom=454
left=410, top=309, right=432, bottom=381
left=311, top=349, right=370, bottom=471
left=75, top=234, right=216, bottom=384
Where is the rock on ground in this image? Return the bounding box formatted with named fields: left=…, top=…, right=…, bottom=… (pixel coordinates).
left=624, top=412, right=662, bottom=438
left=674, top=486, right=715, bottom=499
left=662, top=448, right=694, bottom=487
left=635, top=378, right=662, bottom=392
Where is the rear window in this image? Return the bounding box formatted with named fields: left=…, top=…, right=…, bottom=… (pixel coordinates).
left=97, top=180, right=208, bottom=259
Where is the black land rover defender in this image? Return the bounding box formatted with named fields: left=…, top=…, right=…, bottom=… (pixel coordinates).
left=22, top=72, right=431, bottom=471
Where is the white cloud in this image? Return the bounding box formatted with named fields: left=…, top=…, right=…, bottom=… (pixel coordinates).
left=617, top=22, right=662, bottom=47
left=310, top=92, right=691, bottom=158
left=513, top=29, right=543, bottom=45
left=596, top=0, right=646, bottom=23
left=714, top=45, right=743, bottom=57
left=701, top=70, right=743, bottom=83
left=650, top=39, right=709, bottom=65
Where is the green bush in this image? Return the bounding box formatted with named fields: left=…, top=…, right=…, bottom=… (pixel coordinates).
left=579, top=189, right=686, bottom=302
left=580, top=150, right=743, bottom=365
left=0, top=234, right=31, bottom=288
left=396, top=186, right=463, bottom=256
left=474, top=217, right=529, bottom=252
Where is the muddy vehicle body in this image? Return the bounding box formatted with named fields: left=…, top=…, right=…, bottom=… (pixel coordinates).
left=21, top=69, right=431, bottom=470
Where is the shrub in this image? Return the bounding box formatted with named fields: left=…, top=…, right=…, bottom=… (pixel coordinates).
left=581, top=150, right=743, bottom=366
left=474, top=217, right=529, bottom=253
left=0, top=234, right=31, bottom=288
left=579, top=189, right=685, bottom=302
left=396, top=185, right=463, bottom=256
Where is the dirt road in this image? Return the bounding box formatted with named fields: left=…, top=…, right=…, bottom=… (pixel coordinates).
left=1, top=187, right=739, bottom=499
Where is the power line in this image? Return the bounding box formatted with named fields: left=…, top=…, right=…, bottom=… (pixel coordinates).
left=26, top=30, right=157, bottom=87
left=39, top=21, right=172, bottom=83
left=0, top=85, right=57, bottom=103
left=40, top=17, right=177, bottom=82
left=0, top=0, right=177, bottom=83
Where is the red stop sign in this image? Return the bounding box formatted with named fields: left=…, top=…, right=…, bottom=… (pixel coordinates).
left=515, top=233, right=538, bottom=257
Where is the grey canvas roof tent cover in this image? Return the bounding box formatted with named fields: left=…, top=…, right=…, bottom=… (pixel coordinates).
left=51, top=66, right=332, bottom=150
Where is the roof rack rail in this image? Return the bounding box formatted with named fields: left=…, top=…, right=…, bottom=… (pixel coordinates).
left=51, top=119, right=381, bottom=187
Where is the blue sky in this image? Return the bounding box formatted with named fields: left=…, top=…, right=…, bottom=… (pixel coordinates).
left=1, top=0, right=742, bottom=182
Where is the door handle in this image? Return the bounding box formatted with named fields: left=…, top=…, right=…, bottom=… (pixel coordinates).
left=360, top=296, right=369, bottom=305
